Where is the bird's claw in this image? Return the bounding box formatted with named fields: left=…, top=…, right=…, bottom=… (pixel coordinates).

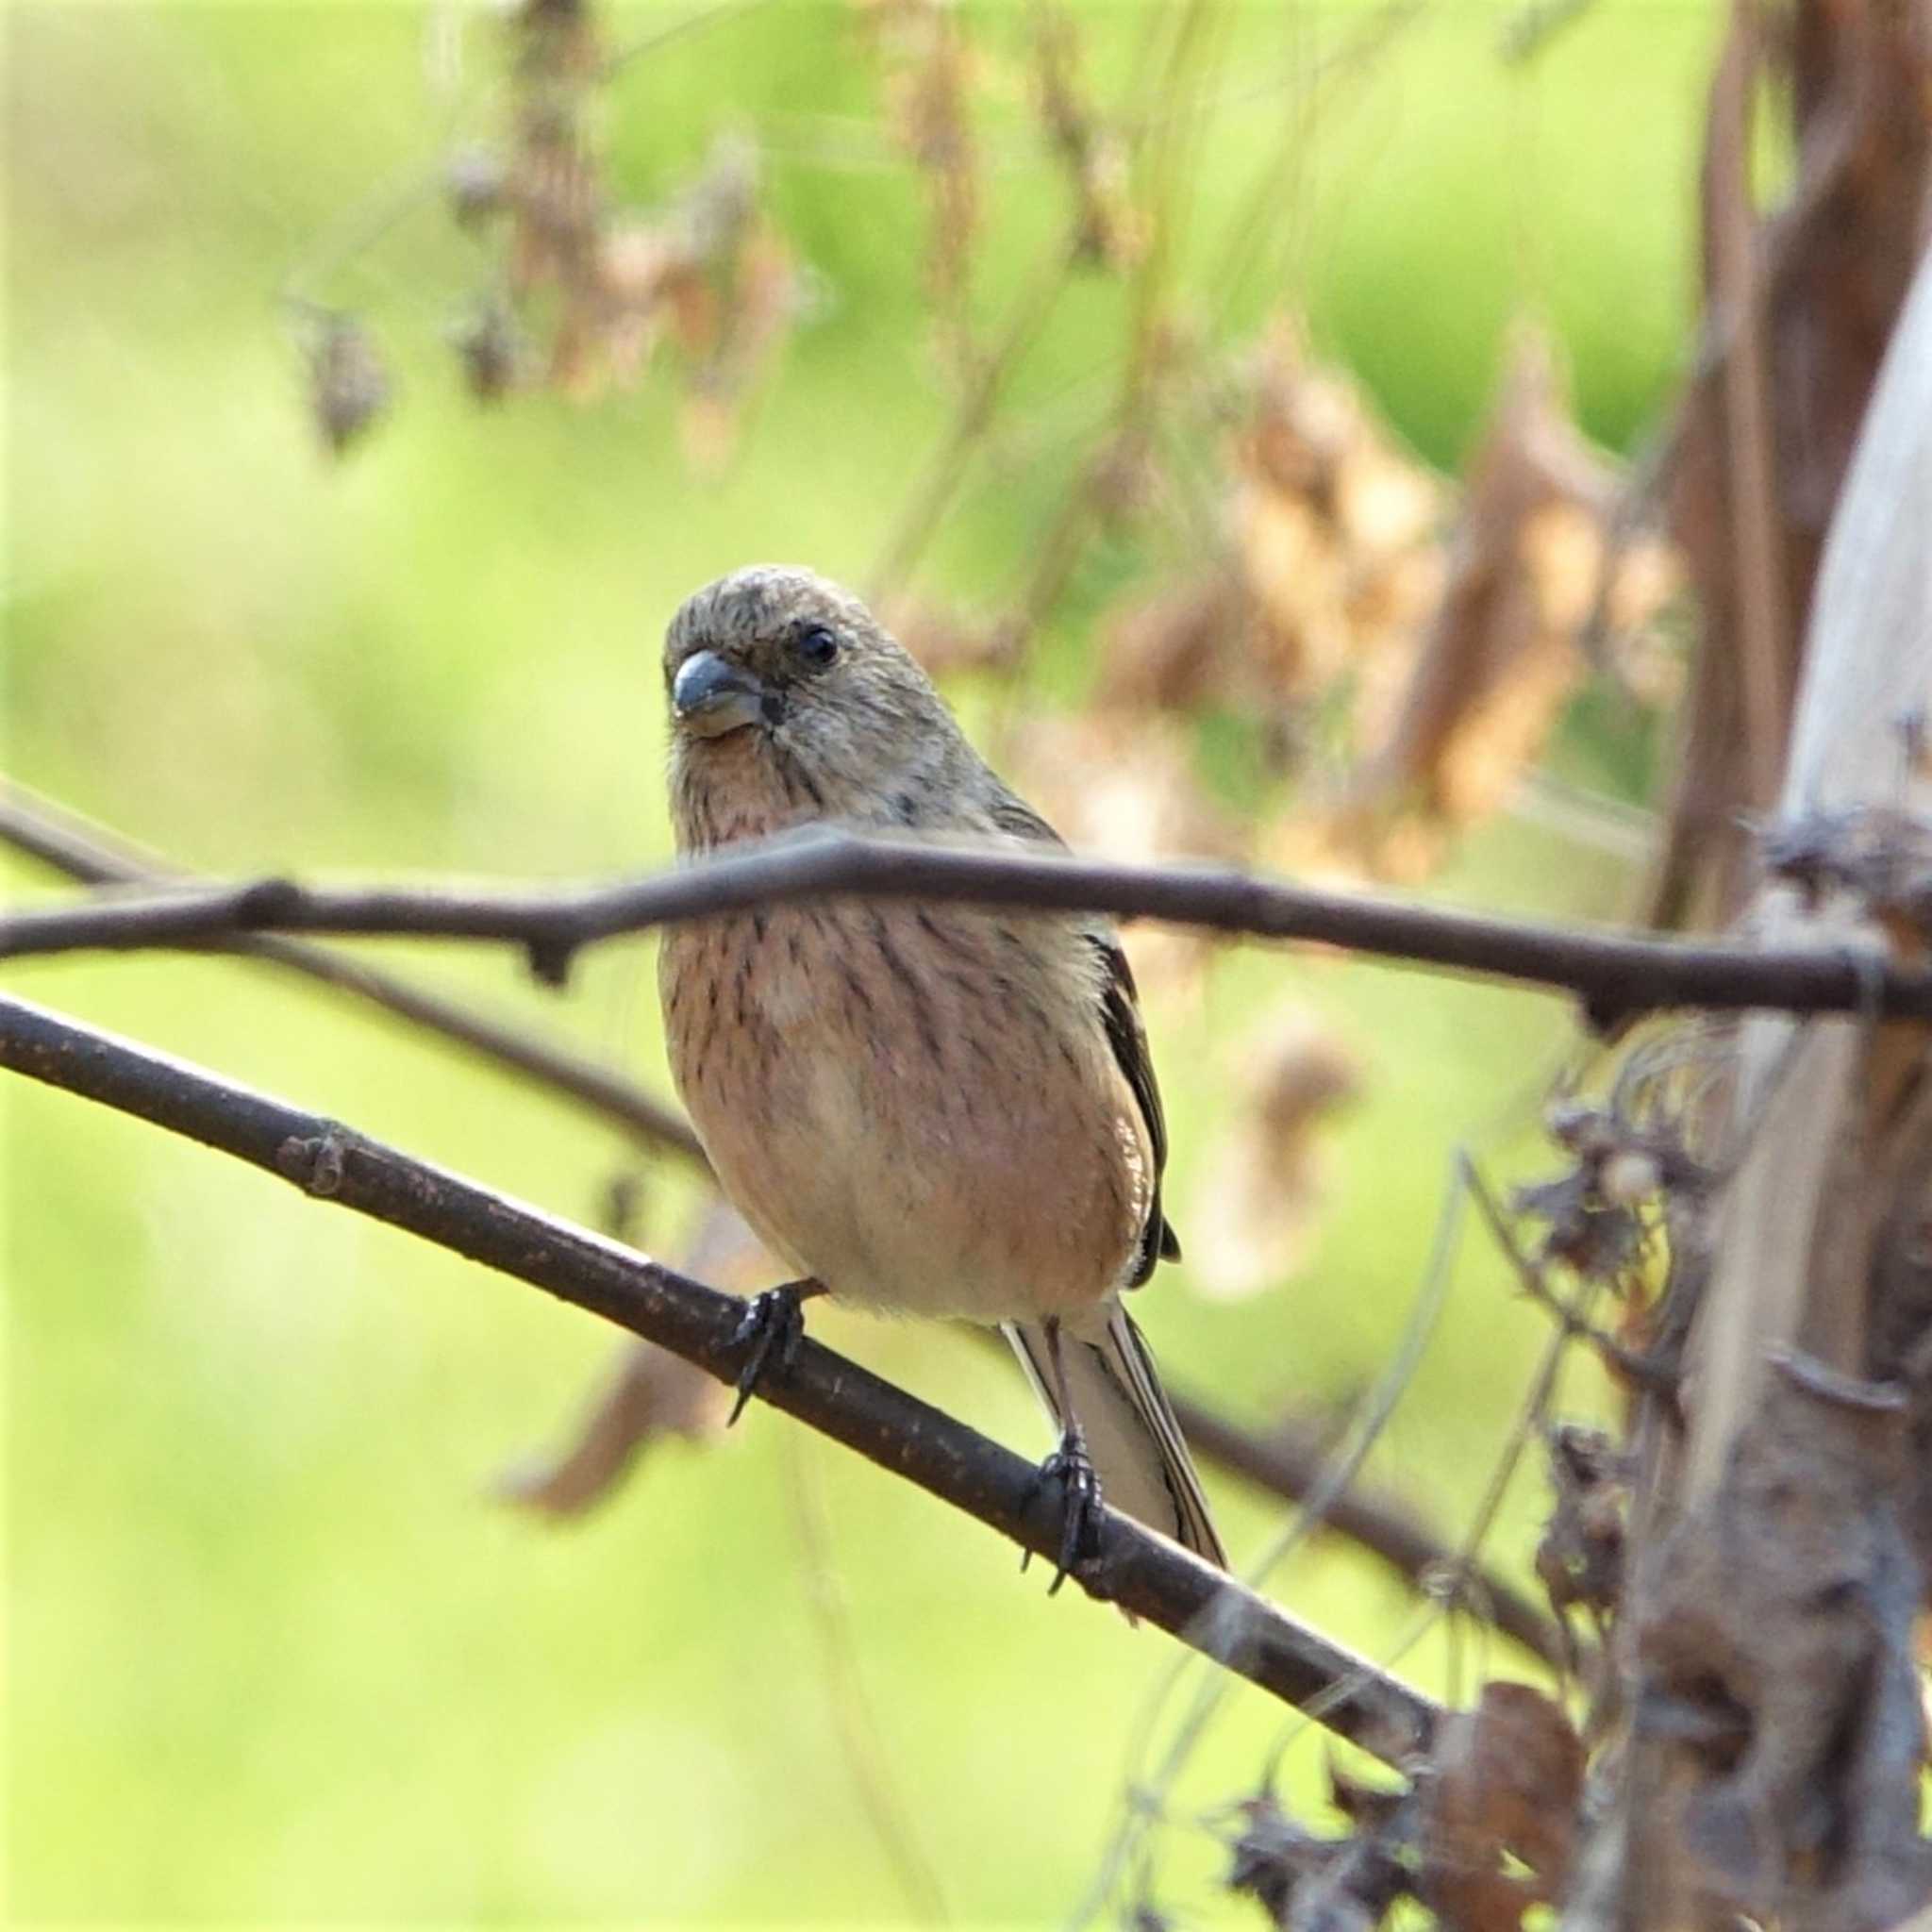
left=728, top=1283, right=809, bottom=1424
left=1021, top=1434, right=1105, bottom=1593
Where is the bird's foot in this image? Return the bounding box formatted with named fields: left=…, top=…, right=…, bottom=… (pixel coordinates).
left=1022, top=1431, right=1105, bottom=1594
left=727, top=1278, right=819, bottom=1424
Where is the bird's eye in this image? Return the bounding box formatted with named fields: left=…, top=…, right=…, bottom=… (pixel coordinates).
left=793, top=623, right=840, bottom=670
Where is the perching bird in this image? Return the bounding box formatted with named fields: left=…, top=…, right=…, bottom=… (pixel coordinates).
left=657, top=564, right=1225, bottom=1576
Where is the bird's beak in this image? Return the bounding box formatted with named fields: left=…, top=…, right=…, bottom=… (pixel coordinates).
left=672, top=650, right=766, bottom=739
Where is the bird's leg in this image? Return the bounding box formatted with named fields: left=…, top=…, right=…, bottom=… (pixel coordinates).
left=1023, top=1315, right=1106, bottom=1593
left=727, top=1277, right=826, bottom=1424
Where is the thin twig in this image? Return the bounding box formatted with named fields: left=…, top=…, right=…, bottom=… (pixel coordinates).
left=2, top=824, right=1924, bottom=1027
left=1173, top=1400, right=1562, bottom=1669
left=1436, top=1154, right=1604, bottom=1624
left=0, top=990, right=1439, bottom=1767
left=599, top=0, right=774, bottom=79
left=1462, top=1161, right=1678, bottom=1402
left=867, top=231, right=1084, bottom=600
left=781, top=1434, right=952, bottom=1924
left=1079, top=1155, right=1468, bottom=1924
left=1202, top=0, right=1426, bottom=328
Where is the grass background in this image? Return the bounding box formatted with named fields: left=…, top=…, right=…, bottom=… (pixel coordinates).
left=7, top=1, right=1713, bottom=1921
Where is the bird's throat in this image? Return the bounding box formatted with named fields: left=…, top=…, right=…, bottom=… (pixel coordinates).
left=672, top=728, right=824, bottom=854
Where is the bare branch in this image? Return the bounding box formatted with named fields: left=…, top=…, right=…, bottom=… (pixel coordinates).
left=1149, top=1395, right=1566, bottom=1673
left=0, top=989, right=1439, bottom=1768
left=0, top=780, right=1565, bottom=1666
left=3, top=824, right=1926, bottom=1027
left=0, top=780, right=705, bottom=1166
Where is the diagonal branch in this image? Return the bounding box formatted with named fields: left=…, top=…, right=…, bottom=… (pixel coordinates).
left=1, top=824, right=1923, bottom=1026
left=0, top=781, right=1567, bottom=1669
left=0, top=989, right=1439, bottom=1769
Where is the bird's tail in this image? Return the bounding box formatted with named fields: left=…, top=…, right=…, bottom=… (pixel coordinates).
left=1005, top=1306, right=1227, bottom=1568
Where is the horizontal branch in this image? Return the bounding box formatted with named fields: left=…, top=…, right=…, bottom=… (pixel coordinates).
left=0, top=990, right=1439, bottom=1767
left=0, top=781, right=704, bottom=1164
left=0, top=825, right=1918, bottom=1025
left=0, top=781, right=1566, bottom=1668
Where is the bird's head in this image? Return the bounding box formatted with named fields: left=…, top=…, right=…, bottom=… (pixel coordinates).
left=663, top=565, right=965, bottom=829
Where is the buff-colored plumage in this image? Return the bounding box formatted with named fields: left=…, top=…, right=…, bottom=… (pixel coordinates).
left=657, top=565, right=1224, bottom=1566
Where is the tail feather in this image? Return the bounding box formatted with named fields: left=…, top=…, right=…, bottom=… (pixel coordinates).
left=1005, top=1307, right=1227, bottom=1568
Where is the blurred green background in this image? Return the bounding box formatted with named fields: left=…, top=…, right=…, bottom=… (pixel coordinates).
left=7, top=2, right=1713, bottom=1923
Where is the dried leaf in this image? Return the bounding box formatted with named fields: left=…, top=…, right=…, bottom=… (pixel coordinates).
left=1536, top=1423, right=1628, bottom=1631
left=1225, top=1794, right=1412, bottom=1931
left=1231, top=322, right=1446, bottom=714
left=1329, top=324, right=1624, bottom=867
left=496, top=1200, right=765, bottom=1517
left=496, top=1339, right=730, bottom=1518
left=1034, top=6, right=1142, bottom=271
left=880, top=598, right=1019, bottom=679
left=1095, top=570, right=1249, bottom=714
left=1008, top=712, right=1246, bottom=997
left=1422, top=1680, right=1585, bottom=1929
left=1188, top=1008, right=1361, bottom=1301
left=507, top=100, right=601, bottom=300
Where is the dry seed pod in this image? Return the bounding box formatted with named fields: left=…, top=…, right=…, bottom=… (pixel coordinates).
left=453, top=299, right=525, bottom=403
left=445, top=145, right=508, bottom=229
left=306, top=313, right=390, bottom=456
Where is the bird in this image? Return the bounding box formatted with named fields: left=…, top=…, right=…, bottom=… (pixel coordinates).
left=656, top=563, right=1226, bottom=1578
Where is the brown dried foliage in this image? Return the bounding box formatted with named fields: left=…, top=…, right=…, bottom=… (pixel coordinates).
left=1086, top=317, right=1676, bottom=889
left=498, top=1336, right=731, bottom=1517
left=497, top=1196, right=758, bottom=1518
left=1231, top=325, right=1447, bottom=719
left=1329, top=327, right=1676, bottom=879
left=1226, top=1683, right=1585, bottom=1931
left=1187, top=1005, right=1361, bottom=1301
left=535, top=128, right=802, bottom=465
left=1648, top=0, right=1932, bottom=929
left=1535, top=1424, right=1628, bottom=1651
left=301, top=1, right=803, bottom=457
left=1090, top=321, right=1446, bottom=752
left=1033, top=6, right=1142, bottom=273
left=1423, top=1681, right=1585, bottom=1928
left=863, top=0, right=980, bottom=372
left=1562, top=802, right=1932, bottom=1925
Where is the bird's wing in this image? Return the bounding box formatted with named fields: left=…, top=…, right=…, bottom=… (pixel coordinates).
left=986, top=791, right=1179, bottom=1286
left=1088, top=929, right=1181, bottom=1283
